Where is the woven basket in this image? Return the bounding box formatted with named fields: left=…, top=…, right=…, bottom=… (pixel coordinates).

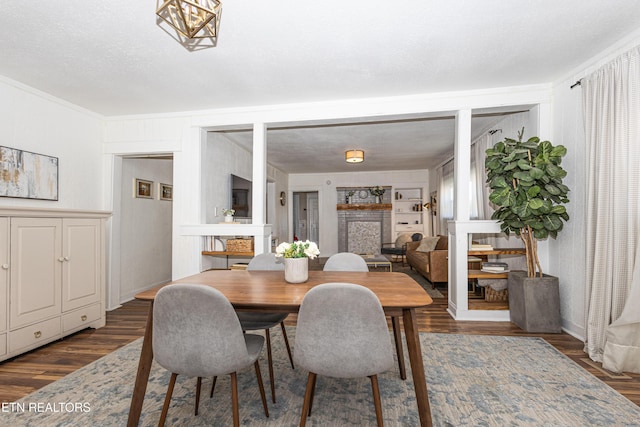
left=485, top=287, right=509, bottom=302
left=226, top=238, right=254, bottom=252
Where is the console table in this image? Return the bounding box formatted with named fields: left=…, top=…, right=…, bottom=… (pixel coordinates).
left=201, top=251, right=254, bottom=269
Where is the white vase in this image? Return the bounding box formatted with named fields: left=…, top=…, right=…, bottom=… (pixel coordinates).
left=284, top=257, right=309, bottom=283
left=224, top=215, right=233, bottom=223
left=375, top=195, right=381, bottom=204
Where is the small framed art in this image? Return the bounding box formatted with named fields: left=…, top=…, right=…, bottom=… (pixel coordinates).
left=135, top=178, right=153, bottom=199
left=159, top=183, right=173, bottom=201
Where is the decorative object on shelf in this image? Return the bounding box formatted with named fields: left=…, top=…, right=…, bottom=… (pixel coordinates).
left=226, top=238, right=253, bottom=252
left=222, top=208, right=235, bottom=222
left=0, top=146, right=59, bottom=201
left=159, top=183, right=173, bottom=201
left=279, top=191, right=286, bottom=206
left=345, top=149, right=364, bottom=163
left=275, top=240, right=320, bottom=283
left=346, top=190, right=355, bottom=204
left=135, top=178, right=153, bottom=199
left=156, top=0, right=222, bottom=47
left=369, top=186, right=385, bottom=203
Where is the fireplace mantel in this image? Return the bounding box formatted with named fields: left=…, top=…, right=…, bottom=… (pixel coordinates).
left=336, top=204, right=392, bottom=211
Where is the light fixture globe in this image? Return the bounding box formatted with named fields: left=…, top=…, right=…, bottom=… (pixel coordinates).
left=345, top=150, right=364, bottom=163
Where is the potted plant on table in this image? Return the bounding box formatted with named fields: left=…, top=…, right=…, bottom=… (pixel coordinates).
left=485, top=128, right=570, bottom=332
left=222, top=208, right=235, bottom=222
left=275, top=240, right=320, bottom=283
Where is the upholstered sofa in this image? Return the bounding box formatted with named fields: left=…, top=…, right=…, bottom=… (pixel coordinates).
left=405, top=235, right=448, bottom=286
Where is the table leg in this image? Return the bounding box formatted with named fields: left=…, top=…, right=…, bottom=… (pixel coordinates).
left=391, top=316, right=407, bottom=380
left=403, top=307, right=432, bottom=427
left=127, top=302, right=155, bottom=427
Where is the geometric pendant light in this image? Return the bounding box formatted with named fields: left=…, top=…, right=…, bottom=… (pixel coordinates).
left=156, top=0, right=222, bottom=43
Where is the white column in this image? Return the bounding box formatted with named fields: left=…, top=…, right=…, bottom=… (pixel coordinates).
left=449, top=110, right=472, bottom=319
left=252, top=123, right=270, bottom=254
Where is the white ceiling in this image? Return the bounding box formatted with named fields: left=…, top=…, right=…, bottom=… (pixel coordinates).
left=2, top=1, right=640, bottom=172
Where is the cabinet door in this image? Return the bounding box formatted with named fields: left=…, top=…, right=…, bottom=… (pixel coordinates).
left=0, top=218, right=8, bottom=332
left=10, top=218, right=62, bottom=328
left=62, top=219, right=101, bottom=311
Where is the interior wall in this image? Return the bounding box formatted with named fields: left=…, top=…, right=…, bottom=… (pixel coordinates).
left=288, top=169, right=429, bottom=256
left=119, top=158, right=173, bottom=302
left=0, top=76, right=104, bottom=210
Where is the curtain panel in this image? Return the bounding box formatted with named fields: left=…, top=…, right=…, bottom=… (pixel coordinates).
left=582, top=46, right=640, bottom=373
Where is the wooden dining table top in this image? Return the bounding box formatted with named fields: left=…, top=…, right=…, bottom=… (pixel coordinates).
left=135, top=269, right=433, bottom=313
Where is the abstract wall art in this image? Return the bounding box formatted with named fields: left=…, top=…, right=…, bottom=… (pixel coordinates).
left=0, top=146, right=59, bottom=200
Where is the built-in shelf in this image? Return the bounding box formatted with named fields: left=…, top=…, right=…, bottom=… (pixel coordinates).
left=336, top=204, right=392, bottom=211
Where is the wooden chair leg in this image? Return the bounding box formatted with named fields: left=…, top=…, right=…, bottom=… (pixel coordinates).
left=254, top=360, right=269, bottom=417
left=230, top=372, right=240, bottom=427
left=265, top=328, right=276, bottom=403
left=195, top=376, right=202, bottom=416
left=307, top=370, right=317, bottom=417
left=300, top=372, right=316, bottom=427
left=370, top=374, right=384, bottom=427
left=158, top=372, right=177, bottom=427
left=280, top=322, right=295, bottom=369
left=209, top=376, right=217, bottom=398
left=391, top=316, right=407, bottom=380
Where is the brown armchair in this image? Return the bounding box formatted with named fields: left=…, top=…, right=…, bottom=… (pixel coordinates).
left=405, top=236, right=448, bottom=286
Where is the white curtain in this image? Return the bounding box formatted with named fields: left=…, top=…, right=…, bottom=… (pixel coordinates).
left=583, top=46, right=640, bottom=372
left=470, top=133, right=494, bottom=221
left=438, top=160, right=454, bottom=235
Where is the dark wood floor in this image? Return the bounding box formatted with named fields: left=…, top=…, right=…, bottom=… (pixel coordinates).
left=1, top=294, right=639, bottom=407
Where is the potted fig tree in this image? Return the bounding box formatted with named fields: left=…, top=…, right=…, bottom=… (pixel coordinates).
left=485, top=128, right=570, bottom=332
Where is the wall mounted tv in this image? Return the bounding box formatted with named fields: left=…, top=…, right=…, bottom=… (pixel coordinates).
left=230, top=174, right=252, bottom=218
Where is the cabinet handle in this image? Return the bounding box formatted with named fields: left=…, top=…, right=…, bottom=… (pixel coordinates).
left=64, top=256, right=70, bottom=261
left=34, top=331, right=42, bottom=339
left=81, top=315, right=87, bottom=321
left=1, top=263, right=8, bottom=270
left=58, top=257, right=65, bottom=262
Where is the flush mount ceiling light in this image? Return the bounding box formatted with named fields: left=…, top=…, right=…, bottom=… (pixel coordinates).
left=345, top=150, right=365, bottom=163
left=156, top=0, right=222, bottom=45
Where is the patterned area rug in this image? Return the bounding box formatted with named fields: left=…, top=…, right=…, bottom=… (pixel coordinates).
left=4, top=332, right=640, bottom=426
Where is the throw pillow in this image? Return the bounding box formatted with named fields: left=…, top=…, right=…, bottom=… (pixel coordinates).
left=394, top=233, right=413, bottom=248
left=416, top=236, right=440, bottom=253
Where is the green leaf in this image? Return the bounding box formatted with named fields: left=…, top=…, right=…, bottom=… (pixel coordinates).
left=517, top=159, right=532, bottom=170
left=550, top=145, right=567, bottom=157
left=489, top=188, right=515, bottom=207
left=529, top=167, right=544, bottom=179
left=542, top=215, right=563, bottom=231
left=513, top=171, right=534, bottom=182
left=527, top=185, right=541, bottom=197
left=545, top=184, right=561, bottom=195
left=529, top=198, right=544, bottom=210
left=550, top=205, right=566, bottom=214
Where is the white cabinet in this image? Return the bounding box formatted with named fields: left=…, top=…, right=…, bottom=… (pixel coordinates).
left=0, top=218, right=8, bottom=358
left=0, top=209, right=109, bottom=361
left=392, top=187, right=426, bottom=238
left=10, top=218, right=62, bottom=328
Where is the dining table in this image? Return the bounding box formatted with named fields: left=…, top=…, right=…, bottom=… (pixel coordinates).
left=126, top=269, right=434, bottom=427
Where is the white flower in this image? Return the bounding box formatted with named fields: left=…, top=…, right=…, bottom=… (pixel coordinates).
left=274, top=240, right=320, bottom=259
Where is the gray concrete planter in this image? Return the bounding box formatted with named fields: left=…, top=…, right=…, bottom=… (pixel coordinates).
left=508, top=270, right=562, bottom=333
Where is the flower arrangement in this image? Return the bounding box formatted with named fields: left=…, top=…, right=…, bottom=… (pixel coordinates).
left=275, top=240, right=320, bottom=259
left=222, top=208, right=235, bottom=216
left=369, top=186, right=385, bottom=197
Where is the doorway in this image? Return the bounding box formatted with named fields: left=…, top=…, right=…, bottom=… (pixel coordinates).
left=293, top=191, right=319, bottom=244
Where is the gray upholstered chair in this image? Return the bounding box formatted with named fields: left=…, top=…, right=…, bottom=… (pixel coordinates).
left=322, top=252, right=369, bottom=272
left=294, top=283, right=394, bottom=427
left=152, top=283, right=269, bottom=426
left=235, top=252, right=294, bottom=404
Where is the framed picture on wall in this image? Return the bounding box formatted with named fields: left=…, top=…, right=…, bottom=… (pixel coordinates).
left=0, top=146, right=59, bottom=200
left=134, top=178, right=153, bottom=199
left=159, top=183, right=173, bottom=201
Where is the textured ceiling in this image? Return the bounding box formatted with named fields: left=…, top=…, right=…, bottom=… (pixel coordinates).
left=2, top=1, right=639, bottom=172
